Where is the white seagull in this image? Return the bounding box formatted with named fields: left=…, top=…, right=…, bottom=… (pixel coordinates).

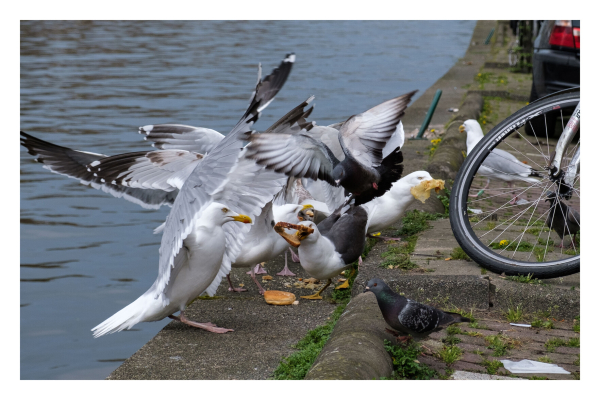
left=461, top=119, right=541, bottom=204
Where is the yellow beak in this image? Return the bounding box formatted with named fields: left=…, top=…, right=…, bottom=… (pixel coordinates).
left=302, top=204, right=314, bottom=210
left=459, top=125, right=465, bottom=133
left=232, top=214, right=252, bottom=224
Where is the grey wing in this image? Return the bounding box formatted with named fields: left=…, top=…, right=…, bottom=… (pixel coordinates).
left=245, top=131, right=339, bottom=185
left=88, top=149, right=204, bottom=191
left=397, top=299, right=440, bottom=335
left=383, top=121, right=405, bottom=157
left=484, top=149, right=536, bottom=178
left=338, top=90, right=417, bottom=168
left=20, top=131, right=176, bottom=209
left=324, top=205, right=369, bottom=265
left=309, top=125, right=345, bottom=161
left=139, top=124, right=224, bottom=153
left=205, top=153, right=288, bottom=295
left=264, top=96, right=315, bottom=134
left=155, top=54, right=293, bottom=297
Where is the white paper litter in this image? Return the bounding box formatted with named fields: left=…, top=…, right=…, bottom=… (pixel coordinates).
left=500, top=359, right=570, bottom=374
left=468, top=208, right=483, bottom=214
left=510, top=323, right=531, bottom=328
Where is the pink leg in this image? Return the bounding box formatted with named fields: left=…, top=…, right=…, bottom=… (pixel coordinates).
left=469, top=179, right=490, bottom=198
left=227, top=274, right=247, bottom=292
left=358, top=256, right=363, bottom=267
left=246, top=263, right=267, bottom=275
left=168, top=312, right=233, bottom=333
left=249, top=265, right=266, bottom=295
left=508, top=182, right=518, bottom=205
left=277, top=252, right=296, bottom=276
left=289, top=247, right=300, bottom=263
left=555, top=238, right=566, bottom=248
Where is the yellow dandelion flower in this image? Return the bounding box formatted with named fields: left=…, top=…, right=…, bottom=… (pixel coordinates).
left=373, top=232, right=381, bottom=236
left=482, top=120, right=486, bottom=125
left=478, top=73, right=481, bottom=76
left=430, top=129, right=435, bottom=133
left=499, top=240, right=508, bottom=246
left=500, top=80, right=504, bottom=83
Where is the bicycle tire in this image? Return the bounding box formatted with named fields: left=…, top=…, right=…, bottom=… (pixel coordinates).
left=450, top=89, right=580, bottom=278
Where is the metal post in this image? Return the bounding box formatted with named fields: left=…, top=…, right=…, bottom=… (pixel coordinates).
left=484, top=28, right=495, bottom=45
left=411, top=89, right=442, bottom=140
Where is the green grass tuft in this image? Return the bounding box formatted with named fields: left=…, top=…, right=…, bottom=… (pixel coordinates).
left=573, top=316, right=580, bottom=333
left=504, top=304, right=524, bottom=323
left=271, top=302, right=347, bottom=379
left=485, top=334, right=520, bottom=356
left=506, top=273, right=544, bottom=285
left=544, top=337, right=580, bottom=353
left=481, top=359, right=503, bottom=375
left=381, top=340, right=437, bottom=380
left=538, top=356, right=553, bottom=363
left=531, top=319, right=554, bottom=329
left=437, top=345, right=462, bottom=365
left=450, top=247, right=471, bottom=261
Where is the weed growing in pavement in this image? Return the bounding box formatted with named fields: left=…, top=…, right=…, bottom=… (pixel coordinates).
left=466, top=331, right=484, bottom=337
left=481, top=359, right=503, bottom=375
left=449, top=247, right=471, bottom=261
left=437, top=345, right=462, bottom=365
left=573, top=316, right=580, bottom=333
left=489, top=241, right=534, bottom=252
left=506, top=273, right=545, bottom=285
left=446, top=325, right=463, bottom=335
left=381, top=340, right=437, bottom=380
left=486, top=222, right=497, bottom=230
left=485, top=334, right=521, bottom=356
left=531, top=319, right=554, bottom=329
left=538, top=356, right=553, bottom=363
left=443, top=335, right=461, bottom=346
left=504, top=304, right=524, bottom=323
left=380, top=243, right=418, bottom=271
left=397, top=210, right=443, bottom=237
left=544, top=337, right=580, bottom=352
left=574, top=354, right=580, bottom=366
left=428, top=138, right=442, bottom=159
left=529, top=376, right=549, bottom=380
left=436, top=186, right=452, bottom=216
left=271, top=302, right=347, bottom=379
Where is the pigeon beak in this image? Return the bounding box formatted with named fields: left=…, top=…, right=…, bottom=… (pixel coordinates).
left=335, top=179, right=341, bottom=186
left=363, top=286, right=370, bottom=293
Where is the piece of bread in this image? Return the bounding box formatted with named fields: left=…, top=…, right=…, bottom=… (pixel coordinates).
left=264, top=290, right=296, bottom=305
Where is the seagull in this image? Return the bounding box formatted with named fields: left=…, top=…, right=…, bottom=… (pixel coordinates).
left=545, top=191, right=580, bottom=249
left=20, top=53, right=296, bottom=210
left=364, top=278, right=470, bottom=342
left=91, top=57, right=292, bottom=337
left=366, top=171, right=445, bottom=240
left=227, top=202, right=315, bottom=293
left=461, top=119, right=541, bottom=205
left=244, top=91, right=417, bottom=207
left=273, top=201, right=373, bottom=299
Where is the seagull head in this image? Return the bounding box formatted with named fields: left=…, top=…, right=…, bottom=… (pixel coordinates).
left=363, top=277, right=388, bottom=294
left=461, top=119, right=485, bottom=155
left=207, top=202, right=252, bottom=226
left=297, top=204, right=315, bottom=222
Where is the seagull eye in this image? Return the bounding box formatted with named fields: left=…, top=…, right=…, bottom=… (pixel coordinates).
left=418, top=177, right=424, bottom=180
left=221, top=207, right=229, bottom=213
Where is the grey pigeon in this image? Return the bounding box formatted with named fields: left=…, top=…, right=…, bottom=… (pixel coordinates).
left=364, top=278, right=469, bottom=340
left=244, top=91, right=417, bottom=205
left=545, top=192, right=580, bottom=249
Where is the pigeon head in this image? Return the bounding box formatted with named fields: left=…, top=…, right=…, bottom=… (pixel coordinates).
left=332, top=163, right=346, bottom=187
left=363, top=277, right=388, bottom=295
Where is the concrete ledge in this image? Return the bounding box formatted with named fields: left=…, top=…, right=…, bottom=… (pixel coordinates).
left=304, top=293, right=395, bottom=380
left=427, top=92, right=483, bottom=180
left=491, top=279, right=580, bottom=319
left=352, top=275, right=490, bottom=310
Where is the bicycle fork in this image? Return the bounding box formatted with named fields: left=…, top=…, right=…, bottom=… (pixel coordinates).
left=548, top=101, right=580, bottom=199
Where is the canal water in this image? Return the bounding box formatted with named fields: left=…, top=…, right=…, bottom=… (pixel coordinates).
left=20, top=20, right=477, bottom=379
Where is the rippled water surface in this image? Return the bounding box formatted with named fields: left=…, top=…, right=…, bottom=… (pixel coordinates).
left=20, top=20, right=476, bottom=379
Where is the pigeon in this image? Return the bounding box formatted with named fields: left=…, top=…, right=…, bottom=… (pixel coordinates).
left=461, top=119, right=542, bottom=205
left=545, top=191, right=580, bottom=249
left=244, top=91, right=417, bottom=206
left=364, top=278, right=470, bottom=340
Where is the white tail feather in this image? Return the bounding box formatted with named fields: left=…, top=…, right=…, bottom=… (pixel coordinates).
left=91, top=293, right=155, bottom=338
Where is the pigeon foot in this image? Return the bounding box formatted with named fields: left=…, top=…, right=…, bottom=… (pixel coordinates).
left=169, top=313, right=233, bottom=333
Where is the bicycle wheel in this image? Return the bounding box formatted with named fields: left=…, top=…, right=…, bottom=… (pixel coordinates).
left=450, top=89, right=580, bottom=278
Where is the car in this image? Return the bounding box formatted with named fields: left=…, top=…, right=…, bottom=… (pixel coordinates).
left=526, top=20, right=580, bottom=137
